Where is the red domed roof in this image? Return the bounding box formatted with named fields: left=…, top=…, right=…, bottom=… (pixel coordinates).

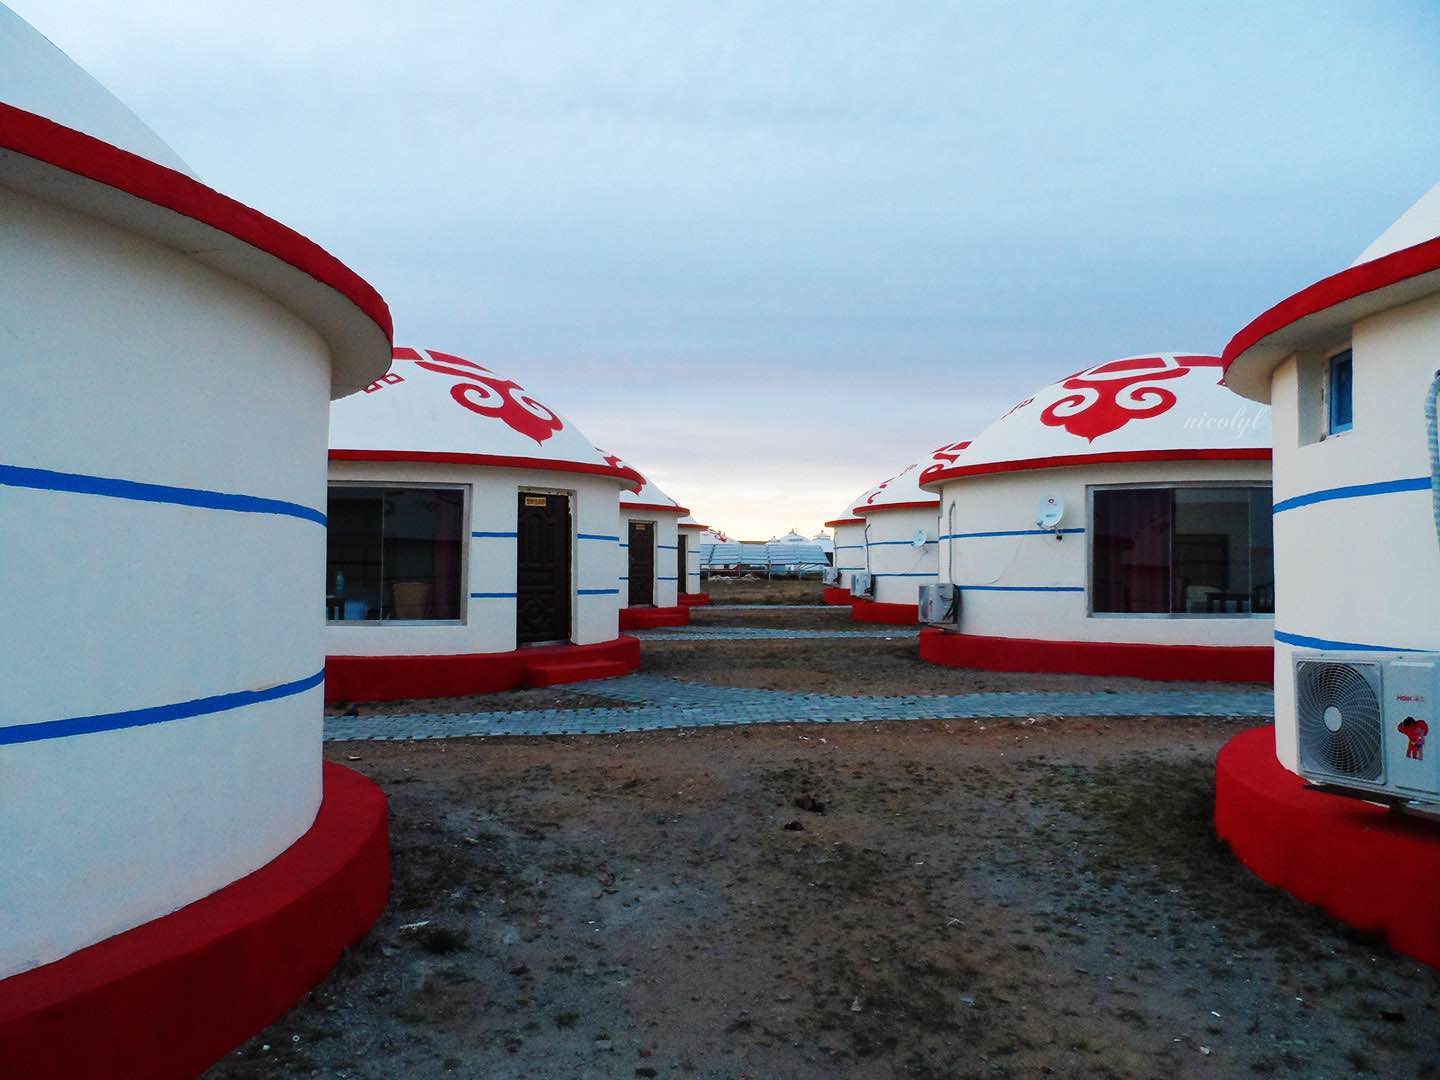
left=922, top=353, right=1270, bottom=487
left=330, top=347, right=643, bottom=486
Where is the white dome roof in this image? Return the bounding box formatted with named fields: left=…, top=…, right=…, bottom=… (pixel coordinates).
left=824, top=487, right=871, bottom=528
left=855, top=458, right=942, bottom=516
left=0, top=5, right=392, bottom=398
left=1224, top=182, right=1440, bottom=403
left=678, top=514, right=710, bottom=530
left=1352, top=182, right=1440, bottom=267
left=922, top=352, right=1270, bottom=487
left=330, top=347, right=641, bottom=486
left=614, top=459, right=688, bottom=514
left=0, top=4, right=190, bottom=174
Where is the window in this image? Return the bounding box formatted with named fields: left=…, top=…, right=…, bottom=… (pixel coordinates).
left=1091, top=487, right=1273, bottom=615
left=326, top=486, right=465, bottom=622
left=1328, top=348, right=1353, bottom=434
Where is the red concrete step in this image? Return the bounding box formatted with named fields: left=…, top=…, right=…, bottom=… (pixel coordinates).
left=524, top=658, right=635, bottom=688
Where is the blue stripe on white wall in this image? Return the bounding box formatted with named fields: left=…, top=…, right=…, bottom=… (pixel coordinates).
left=939, top=528, right=1086, bottom=540
left=955, top=584, right=1085, bottom=592
left=470, top=591, right=518, bottom=598
left=578, top=588, right=621, bottom=596
left=578, top=533, right=619, bottom=541
left=867, top=539, right=939, bottom=547
left=1273, top=477, right=1429, bottom=514
left=0, top=669, right=326, bottom=747
left=1275, top=630, right=1429, bottom=652
left=1, top=463, right=326, bottom=525
left=471, top=531, right=518, bottom=538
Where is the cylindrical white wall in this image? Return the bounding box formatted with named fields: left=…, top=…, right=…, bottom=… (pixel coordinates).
left=1267, top=293, right=1440, bottom=769
left=325, top=461, right=625, bottom=656
left=935, top=459, right=1274, bottom=648
left=832, top=521, right=865, bottom=589
left=620, top=510, right=681, bottom=607
left=681, top=530, right=703, bottom=594
left=861, top=507, right=940, bottom=605
left=0, top=187, right=333, bottom=979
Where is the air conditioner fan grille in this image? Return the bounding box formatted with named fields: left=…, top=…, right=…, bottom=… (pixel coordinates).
left=1297, top=661, right=1383, bottom=782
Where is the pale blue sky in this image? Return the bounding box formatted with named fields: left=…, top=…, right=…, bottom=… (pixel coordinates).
left=18, top=1, right=1439, bottom=535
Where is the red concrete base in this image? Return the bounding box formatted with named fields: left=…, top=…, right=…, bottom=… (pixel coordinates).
left=822, top=586, right=852, bottom=606
left=325, top=636, right=642, bottom=702
left=0, top=763, right=390, bottom=1080
left=851, top=598, right=919, bottom=625
left=619, top=605, right=691, bottom=630
left=1216, top=727, right=1440, bottom=969
left=918, top=627, right=1273, bottom=683
left=678, top=592, right=711, bottom=607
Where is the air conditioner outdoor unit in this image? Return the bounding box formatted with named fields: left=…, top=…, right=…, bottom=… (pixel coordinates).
left=821, top=567, right=842, bottom=587
left=850, top=572, right=874, bottom=598
left=918, top=583, right=961, bottom=626
left=1295, top=654, right=1439, bottom=811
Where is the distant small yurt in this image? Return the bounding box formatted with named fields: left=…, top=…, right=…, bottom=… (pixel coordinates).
left=677, top=515, right=712, bottom=605
left=1223, top=184, right=1440, bottom=771
left=849, top=459, right=948, bottom=624
left=0, top=6, right=389, bottom=1075
left=919, top=354, right=1274, bottom=681
left=823, top=490, right=870, bottom=604
left=618, top=468, right=692, bottom=628
left=325, top=348, right=644, bottom=699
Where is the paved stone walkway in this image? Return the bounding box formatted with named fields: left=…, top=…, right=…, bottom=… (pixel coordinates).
left=324, top=672, right=1273, bottom=742
left=706, top=604, right=836, bottom=610
left=632, top=626, right=918, bottom=640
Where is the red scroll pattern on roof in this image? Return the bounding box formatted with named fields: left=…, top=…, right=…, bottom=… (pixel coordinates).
left=919, top=440, right=972, bottom=486
left=394, top=348, right=565, bottom=444
left=1039, top=355, right=1222, bottom=442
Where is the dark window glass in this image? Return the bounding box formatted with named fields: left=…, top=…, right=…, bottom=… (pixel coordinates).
left=326, top=486, right=464, bottom=622
left=327, top=488, right=383, bottom=621
left=1328, top=349, right=1353, bottom=433
left=1093, top=489, right=1171, bottom=613
left=1092, top=487, right=1273, bottom=615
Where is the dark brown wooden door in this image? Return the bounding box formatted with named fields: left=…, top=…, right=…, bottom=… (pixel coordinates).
left=628, top=520, right=655, bottom=606
left=677, top=534, right=688, bottom=595
left=517, top=492, right=571, bottom=644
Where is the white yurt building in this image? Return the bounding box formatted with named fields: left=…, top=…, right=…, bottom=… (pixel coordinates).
left=0, top=7, right=390, bottom=1075
left=918, top=353, right=1274, bottom=681
left=1213, top=184, right=1440, bottom=973
left=325, top=348, right=645, bottom=700
left=850, top=459, right=946, bottom=624
left=823, top=490, right=870, bottom=604
left=677, top=515, right=712, bottom=604
left=617, top=467, right=692, bottom=628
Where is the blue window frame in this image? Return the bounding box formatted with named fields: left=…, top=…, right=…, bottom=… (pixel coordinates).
left=1328, top=349, right=1353, bottom=434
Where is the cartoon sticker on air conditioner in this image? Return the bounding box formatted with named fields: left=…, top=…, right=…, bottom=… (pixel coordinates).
left=1398, top=716, right=1429, bottom=761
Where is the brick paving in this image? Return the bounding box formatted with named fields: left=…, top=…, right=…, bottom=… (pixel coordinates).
left=324, top=672, right=1273, bottom=742
left=632, top=626, right=917, bottom=640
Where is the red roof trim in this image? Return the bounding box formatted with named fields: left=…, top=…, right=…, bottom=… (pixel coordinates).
left=855, top=499, right=941, bottom=516
left=328, top=449, right=644, bottom=485
left=623, top=501, right=690, bottom=515
left=677, top=522, right=710, bottom=530
left=824, top=517, right=865, bottom=528
left=1222, top=235, right=1440, bottom=373
left=923, top=448, right=1271, bottom=485
left=0, top=102, right=393, bottom=343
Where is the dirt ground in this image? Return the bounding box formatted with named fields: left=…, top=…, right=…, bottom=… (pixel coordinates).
left=702, top=577, right=826, bottom=604
left=209, top=587, right=1436, bottom=1078
left=209, top=719, right=1440, bottom=1080
left=643, top=632, right=1267, bottom=698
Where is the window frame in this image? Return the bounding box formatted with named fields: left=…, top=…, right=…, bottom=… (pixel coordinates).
left=1326, top=347, right=1354, bottom=436
left=1085, top=481, right=1275, bottom=620
left=325, top=480, right=470, bottom=627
